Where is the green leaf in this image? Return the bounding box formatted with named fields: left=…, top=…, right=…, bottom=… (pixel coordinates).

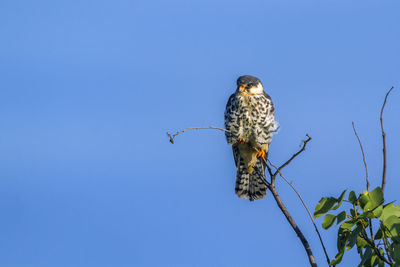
left=314, top=197, right=337, bottom=219
left=330, top=250, right=344, bottom=266
left=322, top=214, right=336, bottom=229
left=340, top=219, right=356, bottom=230
left=367, top=255, right=378, bottom=267
left=359, top=187, right=384, bottom=212
left=393, top=243, right=400, bottom=262
left=351, top=208, right=356, bottom=217
left=358, top=247, right=372, bottom=267
left=359, top=194, right=370, bottom=210
left=374, top=228, right=383, bottom=240
left=383, top=215, right=400, bottom=242
left=337, top=227, right=350, bottom=251
left=346, top=225, right=362, bottom=250
left=369, top=187, right=384, bottom=207
left=337, top=211, right=347, bottom=224
left=356, top=235, right=368, bottom=250
left=332, top=190, right=347, bottom=210
left=384, top=214, right=400, bottom=226
left=379, top=224, right=393, bottom=240
left=349, top=190, right=357, bottom=203
left=379, top=203, right=400, bottom=222
left=372, top=205, right=383, bottom=218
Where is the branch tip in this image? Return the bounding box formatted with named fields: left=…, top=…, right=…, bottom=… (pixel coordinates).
left=167, top=133, right=175, bottom=144
left=380, top=86, right=394, bottom=194
left=166, top=126, right=230, bottom=144
left=351, top=121, right=369, bottom=191
left=272, top=134, right=312, bottom=180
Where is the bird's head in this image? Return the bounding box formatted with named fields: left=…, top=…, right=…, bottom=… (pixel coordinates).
left=236, top=75, right=264, bottom=96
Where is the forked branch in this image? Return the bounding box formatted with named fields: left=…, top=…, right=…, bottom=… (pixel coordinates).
left=271, top=134, right=312, bottom=184
left=168, top=127, right=321, bottom=266
left=267, top=159, right=331, bottom=266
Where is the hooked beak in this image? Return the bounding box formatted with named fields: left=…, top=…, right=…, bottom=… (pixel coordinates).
left=239, top=85, right=246, bottom=93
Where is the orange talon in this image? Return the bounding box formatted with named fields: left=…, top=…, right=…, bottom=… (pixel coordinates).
left=238, top=138, right=246, bottom=144
left=257, top=149, right=266, bottom=158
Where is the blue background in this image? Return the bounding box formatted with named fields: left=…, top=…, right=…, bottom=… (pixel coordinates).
left=1, top=0, right=399, bottom=266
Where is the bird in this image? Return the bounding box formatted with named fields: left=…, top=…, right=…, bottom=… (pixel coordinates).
left=224, top=75, right=278, bottom=201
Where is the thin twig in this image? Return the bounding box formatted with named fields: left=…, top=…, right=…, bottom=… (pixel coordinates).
left=352, top=122, right=369, bottom=191
left=383, top=233, right=394, bottom=264
left=356, top=208, right=391, bottom=265
left=265, top=162, right=273, bottom=177
left=167, top=126, right=230, bottom=144
left=361, top=230, right=392, bottom=265
left=272, top=134, right=312, bottom=184
left=380, top=87, right=394, bottom=194
left=267, top=159, right=331, bottom=266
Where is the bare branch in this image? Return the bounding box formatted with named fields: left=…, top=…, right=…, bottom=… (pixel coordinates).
left=380, top=87, right=394, bottom=194
left=167, top=126, right=230, bottom=144
left=272, top=134, right=312, bottom=184
left=267, top=159, right=331, bottom=266
left=252, top=135, right=318, bottom=266
left=383, top=234, right=394, bottom=264
left=170, top=128, right=318, bottom=266
left=352, top=122, right=369, bottom=191
left=263, top=180, right=317, bottom=267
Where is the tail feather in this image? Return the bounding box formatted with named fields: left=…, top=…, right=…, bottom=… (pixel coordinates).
left=233, top=146, right=268, bottom=201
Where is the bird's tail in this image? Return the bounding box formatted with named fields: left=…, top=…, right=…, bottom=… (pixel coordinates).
left=234, top=147, right=268, bottom=201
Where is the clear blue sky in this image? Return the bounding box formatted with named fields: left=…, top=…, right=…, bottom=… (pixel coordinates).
left=1, top=0, right=399, bottom=266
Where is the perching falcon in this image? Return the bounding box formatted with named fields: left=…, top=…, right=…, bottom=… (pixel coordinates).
left=224, top=75, right=278, bottom=201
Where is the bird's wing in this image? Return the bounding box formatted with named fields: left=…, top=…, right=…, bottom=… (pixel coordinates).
left=224, top=93, right=239, bottom=144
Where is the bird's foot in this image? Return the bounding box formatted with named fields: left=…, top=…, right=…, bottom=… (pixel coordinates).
left=256, top=149, right=266, bottom=159
left=238, top=138, right=246, bottom=144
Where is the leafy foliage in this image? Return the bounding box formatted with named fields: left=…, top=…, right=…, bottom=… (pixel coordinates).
left=314, top=187, right=400, bottom=266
